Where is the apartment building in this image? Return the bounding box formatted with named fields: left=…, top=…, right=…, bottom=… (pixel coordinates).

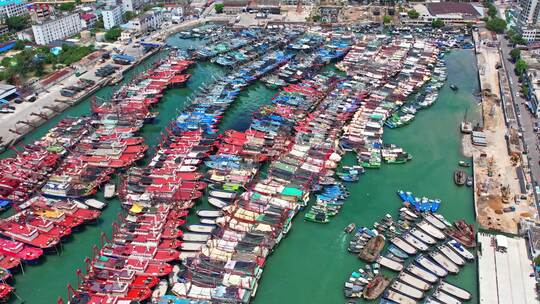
left=31, top=13, right=82, bottom=45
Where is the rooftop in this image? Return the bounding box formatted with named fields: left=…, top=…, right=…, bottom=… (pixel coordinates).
left=425, top=2, right=480, bottom=17
left=223, top=0, right=249, bottom=7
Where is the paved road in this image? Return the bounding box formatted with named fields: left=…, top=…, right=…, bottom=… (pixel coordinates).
left=498, top=35, right=540, bottom=188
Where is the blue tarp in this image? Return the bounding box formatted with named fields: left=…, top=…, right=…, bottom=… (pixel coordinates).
left=112, top=54, right=135, bottom=62
left=0, top=41, right=15, bottom=53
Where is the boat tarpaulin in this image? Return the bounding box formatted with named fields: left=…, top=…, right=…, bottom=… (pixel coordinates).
left=281, top=187, right=302, bottom=197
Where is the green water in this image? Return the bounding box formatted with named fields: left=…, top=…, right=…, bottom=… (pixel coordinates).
left=252, top=50, right=480, bottom=304
left=4, top=36, right=480, bottom=303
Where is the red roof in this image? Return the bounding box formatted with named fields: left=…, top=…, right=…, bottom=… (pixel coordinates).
left=80, top=13, right=96, bottom=21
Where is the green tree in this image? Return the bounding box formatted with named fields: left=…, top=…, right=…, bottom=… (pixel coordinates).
left=407, top=9, right=419, bottom=19
left=95, top=17, right=104, bottom=29
left=214, top=3, right=224, bottom=13
left=534, top=255, right=540, bottom=265
left=123, top=11, right=136, bottom=21
left=487, top=3, right=497, bottom=18
left=105, top=27, right=122, bottom=42
left=58, top=2, right=75, bottom=11
left=6, top=16, right=28, bottom=31
left=515, top=59, right=528, bottom=76
left=510, top=48, right=521, bottom=62
left=1, top=57, right=12, bottom=68
left=486, top=17, right=507, bottom=33
left=431, top=18, right=444, bottom=28
left=383, top=15, right=392, bottom=24
left=13, top=40, right=26, bottom=50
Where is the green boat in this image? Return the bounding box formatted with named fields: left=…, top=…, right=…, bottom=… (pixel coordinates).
left=304, top=211, right=329, bottom=223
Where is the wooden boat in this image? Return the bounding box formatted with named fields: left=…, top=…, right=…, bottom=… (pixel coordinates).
left=389, top=280, right=424, bottom=299
left=362, top=274, right=390, bottom=300
left=438, top=281, right=471, bottom=300
left=446, top=220, right=476, bottom=248
left=406, top=263, right=438, bottom=283
left=453, top=170, right=466, bottom=186
left=358, top=235, right=385, bottom=262
left=376, top=255, right=403, bottom=272
left=398, top=272, right=431, bottom=291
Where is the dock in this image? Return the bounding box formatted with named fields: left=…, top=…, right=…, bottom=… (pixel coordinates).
left=477, top=233, right=537, bottom=303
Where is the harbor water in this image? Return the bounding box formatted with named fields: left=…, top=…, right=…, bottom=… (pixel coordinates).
left=2, top=33, right=480, bottom=303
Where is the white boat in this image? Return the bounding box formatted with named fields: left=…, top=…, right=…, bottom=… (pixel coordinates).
left=398, top=272, right=431, bottom=291
left=416, top=255, right=448, bottom=277
left=84, top=198, right=106, bottom=210
left=169, top=265, right=180, bottom=285
left=433, top=213, right=452, bottom=227
left=187, top=225, right=215, bottom=233
left=179, top=251, right=198, bottom=261
left=399, top=207, right=418, bottom=219
left=432, top=290, right=462, bottom=304
left=182, top=233, right=211, bottom=242
left=447, top=240, right=474, bottom=261
left=208, top=197, right=228, bottom=209
left=406, top=264, right=438, bottom=283
left=403, top=233, right=429, bottom=251
left=424, top=214, right=446, bottom=230
left=438, top=281, right=471, bottom=301
left=429, top=251, right=459, bottom=274
left=200, top=218, right=216, bottom=225
left=151, top=280, right=168, bottom=302
left=209, top=190, right=236, bottom=199
left=437, top=245, right=465, bottom=266
left=410, top=227, right=436, bottom=244
left=417, top=220, right=445, bottom=240
left=71, top=199, right=89, bottom=209
left=390, top=280, right=424, bottom=299
left=180, top=242, right=204, bottom=251
left=425, top=296, right=444, bottom=304
left=391, top=237, right=417, bottom=255
left=104, top=183, right=116, bottom=199
left=384, top=289, right=416, bottom=304
left=196, top=210, right=222, bottom=218
left=376, top=256, right=403, bottom=272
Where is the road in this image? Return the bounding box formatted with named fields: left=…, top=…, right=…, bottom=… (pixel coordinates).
left=498, top=35, right=540, bottom=189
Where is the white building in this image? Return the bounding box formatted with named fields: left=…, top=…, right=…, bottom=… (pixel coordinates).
left=0, top=0, right=28, bottom=18
left=122, top=0, right=146, bottom=12
left=129, top=10, right=163, bottom=33
left=31, top=13, right=82, bottom=45
left=517, top=0, right=540, bottom=41
left=102, top=6, right=123, bottom=30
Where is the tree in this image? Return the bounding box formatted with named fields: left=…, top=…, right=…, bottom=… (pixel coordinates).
left=486, top=17, right=507, bottom=33
left=105, top=27, right=122, bottom=42
left=123, top=11, right=136, bottom=21
left=1, top=57, right=12, bottom=68
left=431, top=18, right=444, bottom=28
left=6, top=16, right=28, bottom=31
left=95, top=17, right=104, bottom=29
left=515, top=59, right=528, bottom=76
left=407, top=9, right=419, bottom=19
left=487, top=3, right=497, bottom=18
left=507, top=28, right=527, bottom=45
left=383, top=15, right=392, bottom=24
left=58, top=2, right=75, bottom=11
left=214, top=3, right=224, bottom=13
left=13, top=40, right=26, bottom=50
left=534, top=255, right=540, bottom=265
left=510, top=48, right=521, bottom=62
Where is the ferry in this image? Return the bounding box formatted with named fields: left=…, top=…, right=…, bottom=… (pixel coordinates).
left=438, top=281, right=471, bottom=301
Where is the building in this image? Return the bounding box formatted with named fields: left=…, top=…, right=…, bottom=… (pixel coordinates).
left=129, top=9, right=163, bottom=33
left=79, top=12, right=98, bottom=29
left=404, top=3, right=483, bottom=25
left=28, top=3, right=52, bottom=22
left=517, top=0, right=540, bottom=41
left=122, top=0, right=147, bottom=12
left=248, top=0, right=280, bottom=14
left=0, top=0, right=28, bottom=18
left=31, top=13, right=82, bottom=45
left=521, top=50, right=540, bottom=116
left=222, top=0, right=248, bottom=14
left=102, top=6, right=123, bottom=29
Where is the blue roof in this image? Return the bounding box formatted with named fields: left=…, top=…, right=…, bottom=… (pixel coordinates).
left=0, top=0, right=23, bottom=6
left=112, top=54, right=135, bottom=61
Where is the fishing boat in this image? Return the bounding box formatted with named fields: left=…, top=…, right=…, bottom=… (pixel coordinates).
left=390, top=237, right=417, bottom=255
left=432, top=290, right=462, bottom=304
left=437, top=244, right=465, bottom=266
left=466, top=176, right=473, bottom=187
left=376, top=256, right=403, bottom=272
left=383, top=290, right=416, bottom=304
left=362, top=274, right=390, bottom=300
left=388, top=245, right=409, bottom=259
left=402, top=233, right=429, bottom=251
left=208, top=197, right=229, bottom=209
left=447, top=240, right=475, bottom=261
left=416, top=255, right=448, bottom=277
left=180, top=242, right=204, bottom=251
left=358, top=235, right=385, bottom=262
left=344, top=223, right=356, bottom=233
left=0, top=283, right=13, bottom=302
left=151, top=280, right=169, bottom=303
left=429, top=251, right=459, bottom=274
left=181, top=233, right=211, bottom=242
left=398, top=272, right=431, bottom=291
left=416, top=221, right=446, bottom=240
left=458, top=161, right=470, bottom=167
left=438, top=281, right=471, bottom=301
left=389, top=280, right=424, bottom=300
left=405, top=263, right=438, bottom=284
left=0, top=238, right=43, bottom=263
left=104, top=183, right=116, bottom=199
left=453, top=170, right=466, bottom=186
left=450, top=84, right=458, bottom=91
left=446, top=220, right=476, bottom=247
left=196, top=210, right=221, bottom=218
left=424, top=214, right=447, bottom=230
left=425, top=296, right=444, bottom=304
left=85, top=199, right=107, bottom=210
left=409, top=228, right=436, bottom=245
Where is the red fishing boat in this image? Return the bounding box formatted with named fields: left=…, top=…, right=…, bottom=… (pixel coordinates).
left=0, top=239, right=43, bottom=262
left=0, top=220, right=60, bottom=249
